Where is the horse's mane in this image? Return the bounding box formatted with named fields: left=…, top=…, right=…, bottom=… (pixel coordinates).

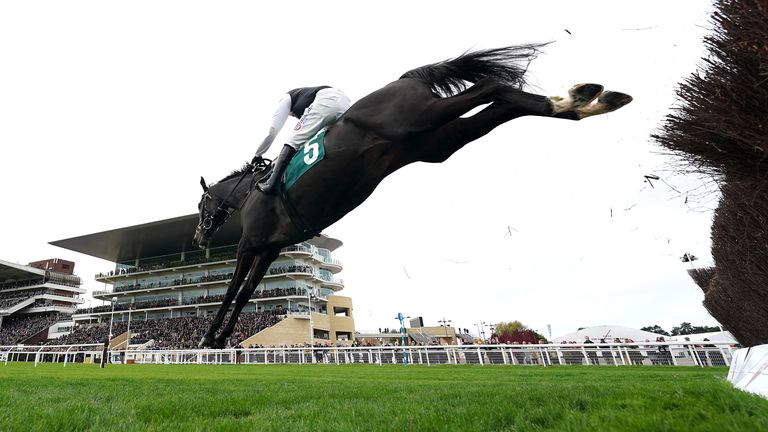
left=218, top=163, right=252, bottom=183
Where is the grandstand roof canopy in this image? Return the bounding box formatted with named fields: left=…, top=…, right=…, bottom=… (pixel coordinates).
left=50, top=214, right=342, bottom=263
left=0, top=259, right=45, bottom=284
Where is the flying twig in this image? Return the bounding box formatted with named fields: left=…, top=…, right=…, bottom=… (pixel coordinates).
left=441, top=257, right=470, bottom=264
left=504, top=225, right=518, bottom=238
left=621, top=25, right=658, bottom=31
left=644, top=174, right=660, bottom=189
left=659, top=178, right=681, bottom=193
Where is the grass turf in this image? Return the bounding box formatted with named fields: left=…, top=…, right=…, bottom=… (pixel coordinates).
left=0, top=363, right=766, bottom=431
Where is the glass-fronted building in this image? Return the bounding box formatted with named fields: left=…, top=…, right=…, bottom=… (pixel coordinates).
left=51, top=214, right=355, bottom=348
left=0, top=258, right=85, bottom=345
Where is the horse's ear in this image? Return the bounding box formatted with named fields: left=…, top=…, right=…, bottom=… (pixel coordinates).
left=200, top=177, right=209, bottom=192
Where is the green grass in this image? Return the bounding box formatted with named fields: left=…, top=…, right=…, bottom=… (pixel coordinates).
left=0, top=364, right=766, bottom=431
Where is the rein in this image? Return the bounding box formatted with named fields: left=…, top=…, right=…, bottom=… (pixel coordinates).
left=200, top=159, right=271, bottom=231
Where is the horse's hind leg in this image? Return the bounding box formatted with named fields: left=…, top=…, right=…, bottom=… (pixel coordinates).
left=212, top=248, right=281, bottom=349
left=414, top=80, right=555, bottom=131
left=416, top=101, right=549, bottom=163
left=198, top=246, right=255, bottom=348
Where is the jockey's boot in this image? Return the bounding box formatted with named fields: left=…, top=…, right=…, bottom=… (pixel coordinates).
left=257, top=144, right=297, bottom=195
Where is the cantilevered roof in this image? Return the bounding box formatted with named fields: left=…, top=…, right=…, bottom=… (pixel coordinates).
left=0, top=259, right=46, bottom=284
left=50, top=214, right=342, bottom=263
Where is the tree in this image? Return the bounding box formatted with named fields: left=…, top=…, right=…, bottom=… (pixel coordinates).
left=692, top=324, right=721, bottom=334
left=493, top=321, right=547, bottom=343
left=494, top=321, right=527, bottom=336
left=670, top=322, right=721, bottom=336
left=671, top=322, right=694, bottom=336
left=641, top=325, right=670, bottom=336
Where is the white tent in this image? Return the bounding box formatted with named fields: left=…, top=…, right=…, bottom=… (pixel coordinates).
left=552, top=325, right=667, bottom=343
left=670, top=330, right=738, bottom=344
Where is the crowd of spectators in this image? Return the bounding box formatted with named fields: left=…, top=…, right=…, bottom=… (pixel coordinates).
left=49, top=322, right=130, bottom=346
left=0, top=278, right=46, bottom=291
left=46, top=311, right=283, bottom=349
left=0, top=289, right=46, bottom=309
left=0, top=314, right=66, bottom=345
left=96, top=252, right=238, bottom=278
left=96, top=243, right=324, bottom=279
left=86, top=287, right=314, bottom=315
left=268, top=265, right=314, bottom=276
left=112, top=272, right=236, bottom=294
left=253, top=286, right=309, bottom=298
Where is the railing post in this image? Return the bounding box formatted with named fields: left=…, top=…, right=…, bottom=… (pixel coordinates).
left=687, top=344, right=703, bottom=367
left=477, top=347, right=483, bottom=366
left=63, top=346, right=73, bottom=367
left=723, top=346, right=734, bottom=367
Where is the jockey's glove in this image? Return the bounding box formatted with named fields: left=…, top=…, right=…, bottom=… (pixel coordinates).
left=251, top=155, right=264, bottom=165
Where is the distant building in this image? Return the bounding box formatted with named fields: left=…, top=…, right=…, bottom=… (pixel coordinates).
left=50, top=214, right=355, bottom=348
left=357, top=317, right=458, bottom=346
left=0, top=258, right=84, bottom=345
left=28, top=258, right=76, bottom=275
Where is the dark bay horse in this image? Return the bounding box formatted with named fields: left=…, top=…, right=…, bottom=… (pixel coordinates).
left=193, top=45, right=632, bottom=348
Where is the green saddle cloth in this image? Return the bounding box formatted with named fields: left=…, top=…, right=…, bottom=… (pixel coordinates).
left=282, top=129, right=327, bottom=191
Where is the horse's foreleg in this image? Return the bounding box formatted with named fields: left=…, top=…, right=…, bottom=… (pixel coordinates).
left=198, top=248, right=255, bottom=348
left=213, top=248, right=281, bottom=348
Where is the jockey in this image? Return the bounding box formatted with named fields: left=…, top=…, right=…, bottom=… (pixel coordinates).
left=253, top=86, right=351, bottom=194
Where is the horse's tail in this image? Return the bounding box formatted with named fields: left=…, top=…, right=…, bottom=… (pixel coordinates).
left=400, top=44, right=547, bottom=96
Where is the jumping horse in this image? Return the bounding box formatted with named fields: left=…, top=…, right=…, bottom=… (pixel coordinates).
left=193, top=45, right=632, bottom=348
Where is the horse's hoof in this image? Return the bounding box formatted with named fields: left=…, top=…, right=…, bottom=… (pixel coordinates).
left=212, top=338, right=226, bottom=349
left=572, top=91, right=633, bottom=119
left=597, top=91, right=633, bottom=111
left=550, top=83, right=603, bottom=115
left=198, top=335, right=215, bottom=349
left=568, top=83, right=604, bottom=107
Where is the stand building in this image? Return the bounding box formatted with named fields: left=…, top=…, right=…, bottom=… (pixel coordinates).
left=0, top=258, right=84, bottom=345
left=50, top=214, right=354, bottom=348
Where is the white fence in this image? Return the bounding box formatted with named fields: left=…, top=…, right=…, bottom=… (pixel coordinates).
left=2, top=342, right=736, bottom=367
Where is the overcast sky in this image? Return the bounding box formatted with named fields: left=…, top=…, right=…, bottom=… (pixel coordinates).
left=0, top=1, right=718, bottom=339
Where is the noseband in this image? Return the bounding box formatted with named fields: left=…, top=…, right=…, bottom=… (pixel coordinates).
left=200, top=195, right=235, bottom=231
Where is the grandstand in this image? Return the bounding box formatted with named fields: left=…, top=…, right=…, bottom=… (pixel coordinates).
left=49, top=214, right=355, bottom=349
left=0, top=258, right=84, bottom=345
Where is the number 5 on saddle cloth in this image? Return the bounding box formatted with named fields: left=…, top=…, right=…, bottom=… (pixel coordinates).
left=281, top=128, right=327, bottom=192
left=278, top=128, right=327, bottom=237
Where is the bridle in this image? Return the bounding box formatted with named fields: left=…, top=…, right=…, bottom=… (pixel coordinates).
left=199, top=193, right=235, bottom=231
left=197, top=159, right=271, bottom=234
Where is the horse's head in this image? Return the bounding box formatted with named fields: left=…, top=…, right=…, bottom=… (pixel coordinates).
left=192, top=176, right=233, bottom=249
